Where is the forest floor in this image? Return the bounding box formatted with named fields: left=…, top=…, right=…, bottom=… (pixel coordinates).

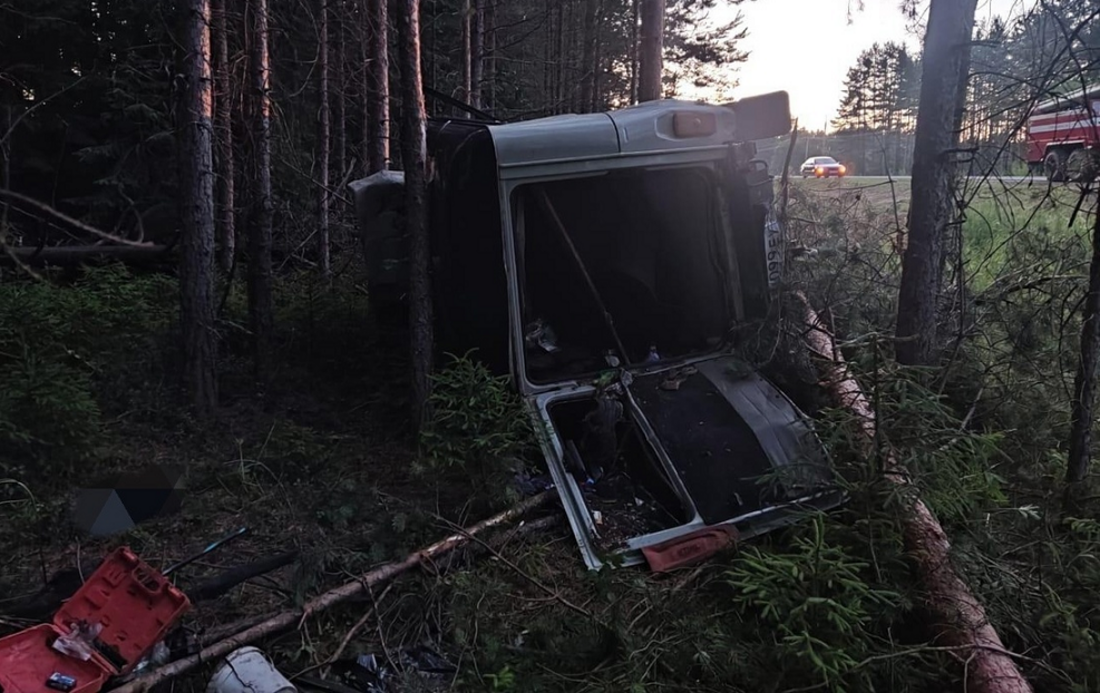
left=2, top=181, right=1100, bottom=692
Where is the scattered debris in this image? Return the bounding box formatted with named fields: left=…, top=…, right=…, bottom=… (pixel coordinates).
left=641, top=525, right=739, bottom=572
left=46, top=672, right=78, bottom=692
left=511, top=469, right=553, bottom=497
left=163, top=526, right=249, bottom=576
left=106, top=493, right=554, bottom=693
left=52, top=621, right=103, bottom=662
left=658, top=365, right=698, bottom=391
left=130, top=643, right=170, bottom=676
left=524, top=318, right=561, bottom=353
left=307, top=646, right=457, bottom=693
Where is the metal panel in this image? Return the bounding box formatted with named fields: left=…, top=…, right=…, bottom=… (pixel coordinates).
left=608, top=101, right=736, bottom=154
left=488, top=113, right=620, bottom=169
left=348, top=171, right=406, bottom=290
left=695, top=359, right=832, bottom=494
left=631, top=367, right=774, bottom=525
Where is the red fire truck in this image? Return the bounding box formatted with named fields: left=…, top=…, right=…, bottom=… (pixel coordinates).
left=1026, top=83, right=1100, bottom=182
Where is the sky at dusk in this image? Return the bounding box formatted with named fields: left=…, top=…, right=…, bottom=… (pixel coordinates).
left=711, top=0, right=1036, bottom=131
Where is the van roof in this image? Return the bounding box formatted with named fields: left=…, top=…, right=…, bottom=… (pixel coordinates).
left=485, top=100, right=739, bottom=169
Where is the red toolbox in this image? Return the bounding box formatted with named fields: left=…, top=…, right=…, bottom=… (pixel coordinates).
left=0, top=547, right=190, bottom=693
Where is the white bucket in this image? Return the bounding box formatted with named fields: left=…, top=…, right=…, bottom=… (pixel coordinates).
left=206, top=646, right=297, bottom=693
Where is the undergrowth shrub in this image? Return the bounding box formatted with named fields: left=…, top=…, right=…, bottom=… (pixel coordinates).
left=0, top=265, right=175, bottom=473
left=726, top=515, right=909, bottom=691
left=782, top=184, right=1100, bottom=691
left=419, top=352, right=537, bottom=505
left=218, top=267, right=397, bottom=429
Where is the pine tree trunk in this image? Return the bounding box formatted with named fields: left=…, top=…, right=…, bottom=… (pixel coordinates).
left=212, top=0, right=235, bottom=273
left=396, top=0, right=433, bottom=428
left=318, top=0, right=331, bottom=278
left=567, top=0, right=579, bottom=111
left=461, top=0, right=472, bottom=110
left=336, top=3, right=347, bottom=176
left=542, top=1, right=551, bottom=114
left=470, top=0, right=484, bottom=109
left=485, top=0, right=495, bottom=112
left=895, top=0, right=977, bottom=366
left=637, top=0, right=664, bottom=102
left=365, top=0, right=389, bottom=173
left=555, top=2, right=565, bottom=113
left=592, top=0, right=604, bottom=111
left=248, top=0, right=275, bottom=378
left=579, top=0, right=598, bottom=113
left=629, top=0, right=638, bottom=103
left=360, top=0, right=370, bottom=174
left=181, top=0, right=218, bottom=415
left=1067, top=191, right=1100, bottom=485
left=1, top=106, right=10, bottom=236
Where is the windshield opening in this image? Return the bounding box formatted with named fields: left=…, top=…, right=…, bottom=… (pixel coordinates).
left=515, top=166, right=732, bottom=385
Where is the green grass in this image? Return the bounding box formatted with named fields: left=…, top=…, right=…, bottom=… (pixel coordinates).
left=962, top=184, right=1094, bottom=291
left=793, top=176, right=1095, bottom=293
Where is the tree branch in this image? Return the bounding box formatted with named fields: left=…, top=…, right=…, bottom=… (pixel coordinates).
left=0, top=189, right=157, bottom=247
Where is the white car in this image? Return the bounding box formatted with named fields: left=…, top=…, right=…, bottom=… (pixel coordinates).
left=800, top=156, right=846, bottom=178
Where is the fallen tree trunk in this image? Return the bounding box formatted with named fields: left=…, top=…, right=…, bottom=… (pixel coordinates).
left=798, top=293, right=1032, bottom=693
left=107, top=491, right=554, bottom=693
left=3, top=552, right=298, bottom=623
left=0, top=244, right=174, bottom=267
left=187, top=551, right=299, bottom=601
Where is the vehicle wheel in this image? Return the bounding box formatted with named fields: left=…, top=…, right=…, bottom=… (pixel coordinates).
left=1044, top=149, right=1068, bottom=182
left=1067, top=149, right=1100, bottom=182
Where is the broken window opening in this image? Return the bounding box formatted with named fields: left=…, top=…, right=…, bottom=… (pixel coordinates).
left=548, top=397, right=688, bottom=552
left=515, top=166, right=735, bottom=384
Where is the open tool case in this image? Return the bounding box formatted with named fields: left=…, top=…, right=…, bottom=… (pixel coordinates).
left=0, top=547, right=190, bottom=693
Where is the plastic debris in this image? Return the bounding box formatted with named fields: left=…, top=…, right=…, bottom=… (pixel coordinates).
left=513, top=469, right=554, bottom=497
left=47, top=673, right=78, bottom=692
left=659, top=365, right=699, bottom=391
left=207, top=646, right=296, bottom=693
left=524, top=319, right=561, bottom=353
left=321, top=645, right=458, bottom=693
left=51, top=621, right=103, bottom=662
left=131, top=642, right=171, bottom=675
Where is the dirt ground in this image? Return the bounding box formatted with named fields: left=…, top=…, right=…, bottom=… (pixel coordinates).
left=0, top=311, right=559, bottom=692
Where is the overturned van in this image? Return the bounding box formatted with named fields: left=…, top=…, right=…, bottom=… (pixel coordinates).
left=350, top=93, right=844, bottom=570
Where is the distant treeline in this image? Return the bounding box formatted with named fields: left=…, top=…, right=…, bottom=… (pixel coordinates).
left=756, top=0, right=1097, bottom=178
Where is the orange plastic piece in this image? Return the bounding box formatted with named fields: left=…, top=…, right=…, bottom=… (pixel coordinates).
left=641, top=525, right=739, bottom=573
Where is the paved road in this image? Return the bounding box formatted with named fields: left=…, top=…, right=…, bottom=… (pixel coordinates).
left=806, top=175, right=1035, bottom=183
